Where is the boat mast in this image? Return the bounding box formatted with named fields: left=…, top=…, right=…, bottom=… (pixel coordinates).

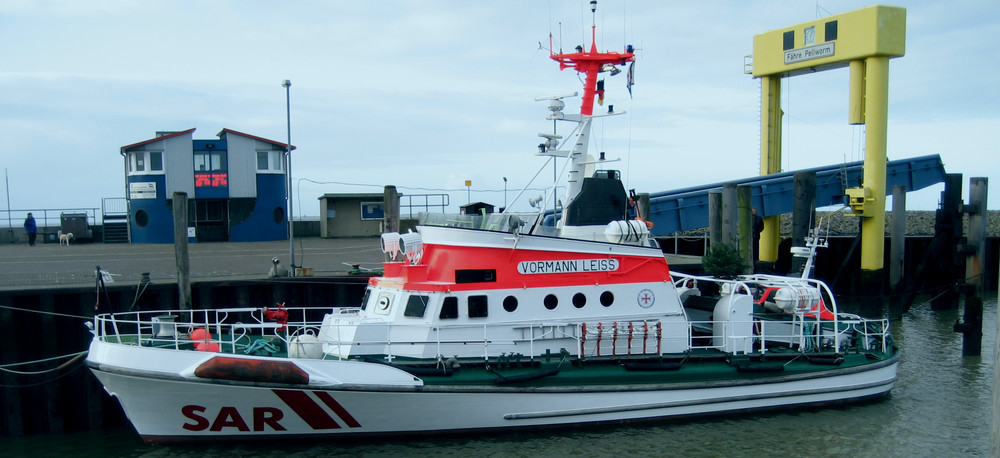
left=547, top=0, right=634, bottom=207
left=549, top=1, right=632, bottom=116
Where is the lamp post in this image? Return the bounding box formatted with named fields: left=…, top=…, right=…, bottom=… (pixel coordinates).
left=282, top=79, right=295, bottom=275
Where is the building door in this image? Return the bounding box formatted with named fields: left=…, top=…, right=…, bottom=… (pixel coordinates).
left=195, top=199, right=229, bottom=242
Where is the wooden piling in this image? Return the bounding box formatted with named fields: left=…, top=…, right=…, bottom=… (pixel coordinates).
left=901, top=174, right=963, bottom=313
left=722, top=183, right=737, bottom=248
left=40, top=295, right=63, bottom=434
left=708, top=191, right=722, bottom=249
left=932, top=174, right=963, bottom=310
left=957, top=177, right=987, bottom=356
left=172, top=192, right=192, bottom=310
left=0, top=300, right=23, bottom=436
left=888, top=185, right=906, bottom=320
left=384, top=185, right=399, bottom=233
left=993, top=238, right=1000, bottom=457
left=791, top=172, right=816, bottom=276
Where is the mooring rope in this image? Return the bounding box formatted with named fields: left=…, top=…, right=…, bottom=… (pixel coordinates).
left=0, top=351, right=88, bottom=375
left=0, top=362, right=88, bottom=388
left=0, top=303, right=93, bottom=320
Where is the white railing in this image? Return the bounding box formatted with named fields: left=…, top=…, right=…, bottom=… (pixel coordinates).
left=91, top=306, right=893, bottom=362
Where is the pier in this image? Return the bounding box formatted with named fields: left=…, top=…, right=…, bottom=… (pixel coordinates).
left=0, top=237, right=383, bottom=437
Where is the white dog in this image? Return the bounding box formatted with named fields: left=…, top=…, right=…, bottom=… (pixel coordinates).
left=59, top=232, right=74, bottom=245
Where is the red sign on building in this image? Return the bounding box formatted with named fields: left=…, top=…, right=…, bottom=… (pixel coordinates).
left=195, top=173, right=229, bottom=187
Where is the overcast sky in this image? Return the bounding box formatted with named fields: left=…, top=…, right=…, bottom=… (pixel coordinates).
left=1, top=0, right=997, bottom=224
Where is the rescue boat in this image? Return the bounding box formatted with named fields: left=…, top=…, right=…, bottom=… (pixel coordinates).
left=85, top=3, right=898, bottom=443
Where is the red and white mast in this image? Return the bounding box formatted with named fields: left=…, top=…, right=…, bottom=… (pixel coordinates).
left=549, top=1, right=634, bottom=116
left=539, top=1, right=634, bottom=224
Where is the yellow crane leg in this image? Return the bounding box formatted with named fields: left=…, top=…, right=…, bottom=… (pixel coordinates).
left=860, top=56, right=889, bottom=272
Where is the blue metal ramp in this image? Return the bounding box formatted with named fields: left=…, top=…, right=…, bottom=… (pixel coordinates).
left=646, top=154, right=946, bottom=235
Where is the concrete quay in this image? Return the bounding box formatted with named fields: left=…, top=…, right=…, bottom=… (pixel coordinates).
left=0, top=237, right=387, bottom=291
left=1, top=237, right=703, bottom=291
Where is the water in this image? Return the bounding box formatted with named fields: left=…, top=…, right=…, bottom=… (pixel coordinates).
left=4, top=297, right=995, bottom=457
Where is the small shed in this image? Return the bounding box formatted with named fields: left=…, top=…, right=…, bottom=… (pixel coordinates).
left=318, top=193, right=386, bottom=238
left=460, top=202, right=495, bottom=216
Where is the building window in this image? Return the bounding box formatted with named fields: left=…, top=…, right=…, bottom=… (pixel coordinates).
left=825, top=20, right=838, bottom=42
left=257, top=151, right=284, bottom=173
left=196, top=200, right=225, bottom=222
left=127, top=151, right=164, bottom=175
left=194, top=151, right=227, bottom=172
left=149, top=152, right=163, bottom=171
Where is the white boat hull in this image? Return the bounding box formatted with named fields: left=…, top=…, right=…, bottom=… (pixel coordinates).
left=88, top=340, right=898, bottom=442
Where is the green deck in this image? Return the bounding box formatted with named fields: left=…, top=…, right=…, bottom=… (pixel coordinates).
left=117, top=333, right=896, bottom=389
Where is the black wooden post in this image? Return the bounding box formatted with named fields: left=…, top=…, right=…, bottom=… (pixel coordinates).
left=955, top=177, right=987, bottom=356
left=172, top=192, right=191, bottom=310
left=888, top=185, right=906, bottom=320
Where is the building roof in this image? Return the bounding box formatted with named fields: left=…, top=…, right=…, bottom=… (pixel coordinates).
left=319, top=193, right=384, bottom=200
left=218, top=128, right=295, bottom=151
left=120, top=128, right=196, bottom=152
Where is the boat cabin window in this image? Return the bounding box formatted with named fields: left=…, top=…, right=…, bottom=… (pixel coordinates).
left=439, top=296, right=458, bottom=319
left=468, top=295, right=488, bottom=318
left=455, top=269, right=496, bottom=283
left=360, top=288, right=372, bottom=310
left=544, top=294, right=558, bottom=310
left=503, top=296, right=518, bottom=312
left=572, top=293, right=586, bottom=308
left=404, top=294, right=429, bottom=318
left=600, top=291, right=614, bottom=307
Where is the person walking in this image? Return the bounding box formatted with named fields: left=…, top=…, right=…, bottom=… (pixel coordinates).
left=23, top=212, right=37, bottom=246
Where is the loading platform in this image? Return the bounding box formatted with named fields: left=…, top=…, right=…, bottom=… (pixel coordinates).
left=646, top=154, right=946, bottom=235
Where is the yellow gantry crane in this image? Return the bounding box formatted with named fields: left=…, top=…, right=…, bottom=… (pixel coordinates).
left=750, top=5, right=906, bottom=279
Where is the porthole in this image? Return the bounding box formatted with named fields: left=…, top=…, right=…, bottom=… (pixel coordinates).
left=600, top=291, right=614, bottom=307
left=543, top=294, right=558, bottom=310
left=273, top=206, right=285, bottom=224
left=134, top=209, right=149, bottom=228
left=572, top=293, right=586, bottom=308
left=503, top=295, right=518, bottom=312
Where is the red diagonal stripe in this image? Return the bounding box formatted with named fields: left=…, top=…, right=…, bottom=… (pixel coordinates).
left=272, top=389, right=341, bottom=430
left=314, top=391, right=362, bottom=428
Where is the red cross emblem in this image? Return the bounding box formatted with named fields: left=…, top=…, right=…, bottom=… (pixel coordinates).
left=637, top=289, right=655, bottom=308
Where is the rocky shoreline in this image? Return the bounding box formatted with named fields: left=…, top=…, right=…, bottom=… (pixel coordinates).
left=784, top=210, right=1000, bottom=237
left=671, top=210, right=1000, bottom=237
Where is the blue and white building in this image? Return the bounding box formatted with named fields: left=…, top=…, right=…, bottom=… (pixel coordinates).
left=121, top=128, right=292, bottom=243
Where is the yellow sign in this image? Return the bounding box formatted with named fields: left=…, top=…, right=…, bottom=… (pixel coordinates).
left=751, top=5, right=905, bottom=78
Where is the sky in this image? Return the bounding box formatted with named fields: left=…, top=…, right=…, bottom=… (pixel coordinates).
left=1, top=0, right=997, bottom=226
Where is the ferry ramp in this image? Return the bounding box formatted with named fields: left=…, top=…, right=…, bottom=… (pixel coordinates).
left=645, top=154, right=946, bottom=235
